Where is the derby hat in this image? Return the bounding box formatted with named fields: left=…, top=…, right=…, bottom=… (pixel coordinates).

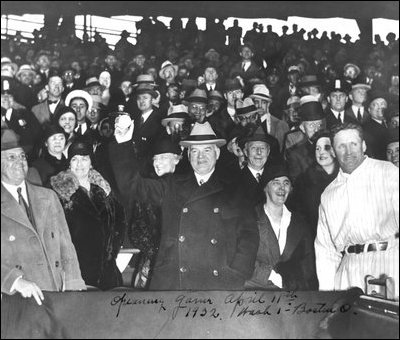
left=65, top=90, right=93, bottom=112
left=180, top=121, right=226, bottom=148
left=299, top=100, right=325, bottom=121
left=239, top=125, right=272, bottom=149
left=159, top=60, right=179, bottom=80
left=161, top=104, right=189, bottom=126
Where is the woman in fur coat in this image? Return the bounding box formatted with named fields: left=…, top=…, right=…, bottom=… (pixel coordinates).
left=51, top=141, right=126, bottom=290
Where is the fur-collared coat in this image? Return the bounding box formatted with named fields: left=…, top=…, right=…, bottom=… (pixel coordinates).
left=51, top=169, right=126, bottom=290
left=1, top=182, right=86, bottom=294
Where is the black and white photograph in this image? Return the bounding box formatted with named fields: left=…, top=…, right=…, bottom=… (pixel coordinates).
left=1, top=1, right=399, bottom=338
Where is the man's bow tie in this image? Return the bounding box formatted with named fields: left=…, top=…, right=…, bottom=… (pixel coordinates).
left=48, top=100, right=58, bottom=104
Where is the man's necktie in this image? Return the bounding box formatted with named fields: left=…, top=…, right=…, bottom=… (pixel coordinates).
left=76, top=124, right=82, bottom=136
left=17, top=187, right=33, bottom=225
left=256, top=173, right=261, bottom=183
left=383, top=120, right=388, bottom=128
left=357, top=108, right=362, bottom=122
left=199, top=179, right=204, bottom=186
left=242, top=62, right=246, bottom=72
left=338, top=112, right=342, bottom=124
left=140, top=115, right=145, bottom=127
left=48, top=100, right=58, bottom=105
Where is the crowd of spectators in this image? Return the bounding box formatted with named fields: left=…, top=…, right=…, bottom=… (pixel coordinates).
left=1, top=16, right=399, bottom=297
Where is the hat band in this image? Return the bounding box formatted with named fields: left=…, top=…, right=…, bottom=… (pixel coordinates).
left=184, top=134, right=219, bottom=141
left=188, top=97, right=208, bottom=104
left=237, top=105, right=258, bottom=115
left=252, top=93, right=272, bottom=100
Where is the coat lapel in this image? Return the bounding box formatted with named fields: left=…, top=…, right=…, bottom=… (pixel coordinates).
left=255, top=205, right=280, bottom=263
left=280, top=215, right=303, bottom=262
left=26, top=183, right=50, bottom=235
left=185, top=172, right=223, bottom=205
left=1, top=184, right=36, bottom=231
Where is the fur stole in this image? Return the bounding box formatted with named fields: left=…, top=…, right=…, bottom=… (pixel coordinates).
left=51, top=168, right=111, bottom=209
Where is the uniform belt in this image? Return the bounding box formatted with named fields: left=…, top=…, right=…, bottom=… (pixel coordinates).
left=344, top=241, right=388, bottom=255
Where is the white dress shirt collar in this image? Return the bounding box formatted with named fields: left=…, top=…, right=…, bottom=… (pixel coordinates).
left=194, top=170, right=214, bottom=186
left=2, top=180, right=28, bottom=205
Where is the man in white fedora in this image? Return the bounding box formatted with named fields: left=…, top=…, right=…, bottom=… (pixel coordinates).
left=250, top=84, right=289, bottom=151
left=109, top=121, right=259, bottom=290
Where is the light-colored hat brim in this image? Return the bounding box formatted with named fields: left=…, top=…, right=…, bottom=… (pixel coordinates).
left=250, top=93, right=272, bottom=102
left=65, top=90, right=93, bottom=112
left=161, top=117, right=186, bottom=127
left=159, top=65, right=179, bottom=79
left=180, top=138, right=226, bottom=148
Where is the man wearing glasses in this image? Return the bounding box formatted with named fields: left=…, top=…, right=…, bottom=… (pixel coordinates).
left=1, top=129, right=85, bottom=305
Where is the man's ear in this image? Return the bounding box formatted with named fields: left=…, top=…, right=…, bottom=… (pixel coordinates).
left=362, top=140, right=367, bottom=153
left=299, top=123, right=305, bottom=134
left=215, top=146, right=221, bottom=160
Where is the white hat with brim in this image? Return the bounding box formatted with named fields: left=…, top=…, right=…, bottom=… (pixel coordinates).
left=159, top=60, right=179, bottom=80
left=250, top=84, right=272, bottom=102
left=161, top=104, right=189, bottom=127
left=65, top=90, right=93, bottom=112
left=180, top=121, right=226, bottom=148
left=351, top=83, right=371, bottom=90
left=236, top=97, right=263, bottom=116
left=16, top=64, right=37, bottom=79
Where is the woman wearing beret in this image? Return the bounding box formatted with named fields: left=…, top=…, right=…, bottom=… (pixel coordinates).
left=31, top=124, right=68, bottom=187
left=289, top=130, right=339, bottom=240
left=50, top=141, right=126, bottom=290
left=245, top=164, right=318, bottom=291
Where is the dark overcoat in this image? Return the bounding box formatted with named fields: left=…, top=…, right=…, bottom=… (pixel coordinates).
left=245, top=204, right=318, bottom=291
left=110, top=142, right=259, bottom=290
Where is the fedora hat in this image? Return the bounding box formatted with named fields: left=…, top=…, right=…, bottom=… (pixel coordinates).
left=351, top=75, right=372, bottom=91
left=159, top=60, right=179, bottom=79
left=208, top=90, right=224, bottom=102
left=224, top=78, right=242, bottom=92
left=1, top=128, right=26, bottom=151
left=180, top=121, right=226, bottom=148
left=236, top=98, right=262, bottom=116
left=65, top=89, right=93, bottom=112
left=250, top=84, right=272, bottom=102
left=284, top=96, right=301, bottom=111
left=299, top=100, right=325, bottom=121
left=161, top=104, right=189, bottom=126
left=132, top=74, right=157, bottom=88
left=85, top=76, right=101, bottom=88
left=16, top=64, right=37, bottom=79
left=187, top=88, right=208, bottom=104
left=298, top=75, right=320, bottom=88
left=239, top=125, right=272, bottom=150
left=135, top=83, right=158, bottom=98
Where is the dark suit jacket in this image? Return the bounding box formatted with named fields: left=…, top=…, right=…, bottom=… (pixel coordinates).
left=245, top=204, right=318, bottom=291
left=209, top=108, right=237, bottom=140
left=324, top=107, right=353, bottom=129
left=229, top=60, right=263, bottom=82
left=109, top=141, right=259, bottom=291
left=199, top=82, right=224, bottom=94
left=363, top=119, right=388, bottom=160
left=344, top=106, right=370, bottom=125
left=237, top=166, right=266, bottom=209
left=32, top=100, right=65, bottom=125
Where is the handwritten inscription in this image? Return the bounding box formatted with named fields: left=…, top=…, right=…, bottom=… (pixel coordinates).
left=171, top=294, right=219, bottom=320
left=110, top=291, right=352, bottom=320
left=110, top=293, right=165, bottom=317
